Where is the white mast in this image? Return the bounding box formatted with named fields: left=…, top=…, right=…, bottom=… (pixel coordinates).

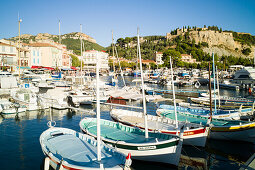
left=114, top=45, right=126, bottom=87
left=80, top=24, right=83, bottom=77
left=170, top=56, right=178, bottom=131
left=216, top=66, right=220, bottom=108
left=254, top=48, right=255, bottom=67
left=59, top=20, right=61, bottom=44
left=213, top=53, right=217, bottom=114
left=96, top=51, right=102, bottom=168
left=112, top=30, right=117, bottom=89
left=137, top=27, right=149, bottom=138
left=18, top=14, right=22, bottom=83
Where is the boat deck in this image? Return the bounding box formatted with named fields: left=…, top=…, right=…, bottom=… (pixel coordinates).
left=116, top=115, right=181, bottom=131
left=45, top=133, right=122, bottom=167
left=86, top=121, right=160, bottom=143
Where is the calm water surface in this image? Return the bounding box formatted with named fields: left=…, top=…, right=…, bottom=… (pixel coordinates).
left=0, top=76, right=254, bottom=170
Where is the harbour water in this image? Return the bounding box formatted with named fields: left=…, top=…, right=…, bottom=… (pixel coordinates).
left=0, top=76, right=255, bottom=170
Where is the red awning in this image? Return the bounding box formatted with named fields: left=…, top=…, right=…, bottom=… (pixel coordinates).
left=31, top=66, right=43, bottom=69
left=43, top=67, right=54, bottom=70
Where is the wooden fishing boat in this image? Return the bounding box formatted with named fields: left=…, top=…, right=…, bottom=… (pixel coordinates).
left=191, top=96, right=253, bottom=106
left=40, top=127, right=130, bottom=170
left=157, top=106, right=255, bottom=143
left=110, top=108, right=209, bottom=147
left=160, top=104, right=242, bottom=120
left=80, top=118, right=183, bottom=166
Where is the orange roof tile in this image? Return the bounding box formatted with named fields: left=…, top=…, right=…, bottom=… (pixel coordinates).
left=0, top=42, right=15, bottom=47
left=29, top=43, right=57, bottom=48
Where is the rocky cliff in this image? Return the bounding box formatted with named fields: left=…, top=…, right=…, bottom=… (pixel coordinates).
left=167, top=29, right=254, bottom=58
left=11, top=32, right=97, bottom=44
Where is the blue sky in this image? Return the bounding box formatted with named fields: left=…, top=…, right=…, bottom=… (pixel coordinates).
left=0, top=0, right=255, bottom=47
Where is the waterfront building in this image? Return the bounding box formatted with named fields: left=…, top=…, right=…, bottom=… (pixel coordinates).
left=0, top=40, right=17, bottom=71
left=154, top=51, right=164, bottom=65
left=29, top=42, right=62, bottom=68
left=82, top=50, right=109, bottom=71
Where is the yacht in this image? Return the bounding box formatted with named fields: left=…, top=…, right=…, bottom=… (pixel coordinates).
left=231, top=67, right=255, bottom=84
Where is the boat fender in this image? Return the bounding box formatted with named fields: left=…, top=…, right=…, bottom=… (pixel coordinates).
left=124, top=153, right=132, bottom=169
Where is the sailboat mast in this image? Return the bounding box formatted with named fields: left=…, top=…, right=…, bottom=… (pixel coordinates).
left=80, top=24, right=83, bottom=77
left=209, top=62, right=212, bottom=120
left=96, top=51, right=102, bottom=163
left=59, top=20, right=61, bottom=44
left=170, top=56, right=178, bottom=130
left=114, top=45, right=126, bottom=87
left=213, top=53, right=217, bottom=114
left=112, top=30, right=116, bottom=89
left=137, top=27, right=149, bottom=138
left=18, top=15, right=22, bottom=84
left=216, top=66, right=220, bottom=108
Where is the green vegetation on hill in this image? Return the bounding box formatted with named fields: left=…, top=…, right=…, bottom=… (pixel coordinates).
left=106, top=36, right=173, bottom=60
left=107, top=25, right=254, bottom=70
left=9, top=34, right=105, bottom=56
left=56, top=38, right=105, bottom=55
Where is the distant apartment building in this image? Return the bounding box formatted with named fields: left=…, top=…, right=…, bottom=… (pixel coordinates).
left=82, top=50, right=109, bottom=71
left=0, top=40, right=17, bottom=70
left=154, top=52, right=164, bottom=65
left=180, top=54, right=197, bottom=63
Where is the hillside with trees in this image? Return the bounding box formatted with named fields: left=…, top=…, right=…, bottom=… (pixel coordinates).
left=9, top=32, right=105, bottom=55
left=106, top=25, right=255, bottom=69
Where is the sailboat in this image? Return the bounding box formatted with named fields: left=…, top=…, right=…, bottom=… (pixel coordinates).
left=39, top=25, right=130, bottom=170
left=80, top=28, right=183, bottom=166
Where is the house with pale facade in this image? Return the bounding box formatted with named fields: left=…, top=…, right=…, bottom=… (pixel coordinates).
left=0, top=40, right=17, bottom=71
left=82, top=50, right=109, bottom=71
left=154, top=52, right=164, bottom=65
left=29, top=42, right=62, bottom=68
left=180, top=54, right=197, bottom=63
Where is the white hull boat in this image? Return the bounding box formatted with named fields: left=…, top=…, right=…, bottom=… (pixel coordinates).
left=40, top=127, right=130, bottom=170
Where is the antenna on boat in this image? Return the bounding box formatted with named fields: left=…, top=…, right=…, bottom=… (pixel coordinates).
left=169, top=56, right=178, bottom=132
left=96, top=51, right=102, bottom=167
left=137, top=27, right=149, bottom=139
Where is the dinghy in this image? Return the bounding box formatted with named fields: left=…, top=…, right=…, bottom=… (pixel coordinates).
left=40, top=127, right=131, bottom=170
